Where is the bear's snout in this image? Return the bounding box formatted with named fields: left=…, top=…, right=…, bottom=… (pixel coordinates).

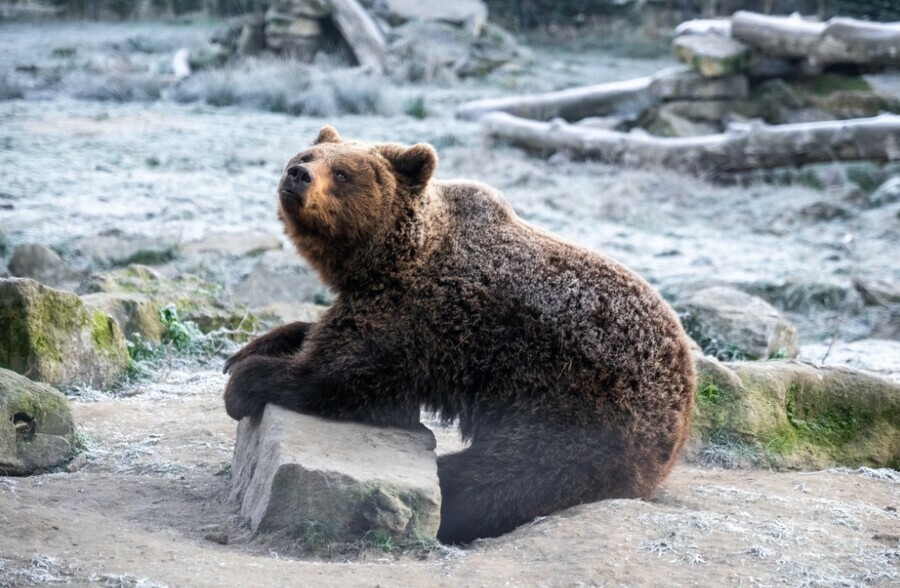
left=280, top=164, right=313, bottom=203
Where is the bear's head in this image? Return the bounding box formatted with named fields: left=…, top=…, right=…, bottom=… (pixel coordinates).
left=277, top=126, right=438, bottom=287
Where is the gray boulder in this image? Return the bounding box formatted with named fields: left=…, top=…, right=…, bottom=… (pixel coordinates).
left=0, top=367, right=75, bottom=475
left=0, top=278, right=129, bottom=388
left=678, top=286, right=798, bottom=360
left=233, top=250, right=328, bottom=308
left=231, top=405, right=441, bottom=544
left=181, top=231, right=283, bottom=261
left=73, top=231, right=176, bottom=267
left=8, top=243, right=82, bottom=289
left=390, top=20, right=526, bottom=81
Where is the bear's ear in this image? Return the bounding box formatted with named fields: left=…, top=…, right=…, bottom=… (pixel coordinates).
left=376, top=143, right=437, bottom=191
left=314, top=126, right=342, bottom=145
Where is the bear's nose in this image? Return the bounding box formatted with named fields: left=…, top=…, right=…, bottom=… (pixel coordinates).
left=286, top=165, right=313, bottom=186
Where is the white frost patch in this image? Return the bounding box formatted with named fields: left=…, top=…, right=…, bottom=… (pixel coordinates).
left=800, top=339, right=900, bottom=383
left=826, top=467, right=900, bottom=484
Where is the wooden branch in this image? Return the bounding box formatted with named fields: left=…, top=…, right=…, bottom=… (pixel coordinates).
left=732, top=11, right=900, bottom=67
left=329, top=0, right=389, bottom=75
left=482, top=112, right=900, bottom=174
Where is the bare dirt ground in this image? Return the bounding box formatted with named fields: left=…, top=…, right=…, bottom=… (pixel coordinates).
left=1, top=362, right=898, bottom=587
left=1, top=19, right=899, bottom=587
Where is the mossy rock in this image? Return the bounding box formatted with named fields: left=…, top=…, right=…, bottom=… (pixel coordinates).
left=690, top=355, right=900, bottom=470
left=85, top=265, right=257, bottom=342
left=0, top=278, right=129, bottom=388
left=0, top=367, right=75, bottom=475
left=81, top=292, right=165, bottom=343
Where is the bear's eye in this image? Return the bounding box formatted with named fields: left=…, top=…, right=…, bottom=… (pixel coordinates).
left=298, top=154, right=312, bottom=163
left=334, top=170, right=350, bottom=183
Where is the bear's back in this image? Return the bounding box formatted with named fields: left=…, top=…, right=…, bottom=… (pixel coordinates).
left=424, top=180, right=693, bottom=414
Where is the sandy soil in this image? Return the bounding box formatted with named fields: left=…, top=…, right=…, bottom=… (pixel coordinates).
left=1, top=19, right=899, bottom=587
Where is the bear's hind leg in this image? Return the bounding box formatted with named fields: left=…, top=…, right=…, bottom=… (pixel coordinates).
left=436, top=427, right=648, bottom=544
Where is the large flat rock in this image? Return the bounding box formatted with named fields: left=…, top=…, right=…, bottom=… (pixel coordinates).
left=231, top=405, right=441, bottom=544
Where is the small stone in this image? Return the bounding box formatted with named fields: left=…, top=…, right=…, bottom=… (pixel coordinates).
left=678, top=286, right=798, bottom=360
left=203, top=532, right=229, bottom=545
left=231, top=406, right=441, bottom=543
left=673, top=34, right=752, bottom=78
left=0, top=278, right=129, bottom=388
left=0, top=367, right=75, bottom=475
left=65, top=452, right=88, bottom=473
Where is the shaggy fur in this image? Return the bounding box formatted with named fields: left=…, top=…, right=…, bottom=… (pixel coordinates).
left=224, top=126, right=696, bottom=544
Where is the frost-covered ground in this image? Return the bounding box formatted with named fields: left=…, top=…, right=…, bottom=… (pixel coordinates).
left=0, top=19, right=898, bottom=586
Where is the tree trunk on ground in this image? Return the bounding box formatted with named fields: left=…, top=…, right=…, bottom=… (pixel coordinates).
left=732, top=11, right=900, bottom=67
left=328, top=0, right=389, bottom=74
left=481, top=112, right=900, bottom=174
left=456, top=76, right=658, bottom=122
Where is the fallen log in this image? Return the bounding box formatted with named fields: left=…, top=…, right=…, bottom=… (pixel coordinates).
left=732, top=11, right=900, bottom=67
left=456, top=75, right=657, bottom=122
left=482, top=112, right=900, bottom=174
left=329, top=0, right=389, bottom=74
left=456, top=67, right=750, bottom=122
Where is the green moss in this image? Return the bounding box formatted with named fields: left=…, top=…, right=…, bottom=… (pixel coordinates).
left=0, top=279, right=129, bottom=387
left=802, top=74, right=871, bottom=96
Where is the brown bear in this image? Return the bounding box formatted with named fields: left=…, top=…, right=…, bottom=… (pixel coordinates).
left=223, top=126, right=696, bottom=544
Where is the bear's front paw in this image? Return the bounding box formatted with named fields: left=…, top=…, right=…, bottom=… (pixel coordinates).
left=223, top=359, right=270, bottom=420
left=223, top=382, right=266, bottom=421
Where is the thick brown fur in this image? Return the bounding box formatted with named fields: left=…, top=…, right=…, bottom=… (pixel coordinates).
left=224, top=126, right=696, bottom=544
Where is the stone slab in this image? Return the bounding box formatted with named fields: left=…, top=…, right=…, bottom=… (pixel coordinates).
left=231, top=405, right=441, bottom=543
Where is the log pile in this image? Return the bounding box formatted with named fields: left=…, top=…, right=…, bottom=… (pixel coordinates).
left=463, top=11, right=900, bottom=174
